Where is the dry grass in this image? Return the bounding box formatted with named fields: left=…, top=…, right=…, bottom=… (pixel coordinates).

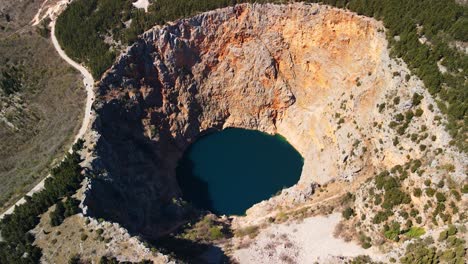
left=0, top=0, right=85, bottom=211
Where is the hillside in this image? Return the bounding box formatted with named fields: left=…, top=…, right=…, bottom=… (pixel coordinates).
left=0, top=0, right=85, bottom=212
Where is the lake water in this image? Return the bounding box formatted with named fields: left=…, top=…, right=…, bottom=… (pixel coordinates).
left=176, top=128, right=303, bottom=215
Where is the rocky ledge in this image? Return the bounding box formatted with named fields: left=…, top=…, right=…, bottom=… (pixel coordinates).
left=83, top=3, right=466, bottom=239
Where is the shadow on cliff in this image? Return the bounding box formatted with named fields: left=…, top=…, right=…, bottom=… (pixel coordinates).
left=176, top=150, right=217, bottom=214
left=85, top=98, right=190, bottom=238
left=86, top=99, right=229, bottom=262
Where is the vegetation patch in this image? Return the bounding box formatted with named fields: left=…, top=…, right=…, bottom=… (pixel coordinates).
left=404, top=226, right=425, bottom=238
left=179, top=214, right=230, bottom=242
left=235, top=225, right=260, bottom=239
left=0, top=141, right=84, bottom=263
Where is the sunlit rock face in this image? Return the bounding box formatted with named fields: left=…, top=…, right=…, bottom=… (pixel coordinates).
left=84, top=3, right=419, bottom=238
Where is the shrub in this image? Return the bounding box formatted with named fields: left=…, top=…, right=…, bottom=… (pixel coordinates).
left=415, top=108, right=424, bottom=117
left=395, top=113, right=404, bottom=122
left=374, top=196, right=382, bottom=205
left=399, top=210, right=409, bottom=218
left=416, top=216, right=422, bottom=224
left=378, top=103, right=386, bottom=113
left=462, top=184, right=468, bottom=194
left=342, top=207, right=355, bottom=220
left=436, top=192, right=446, bottom=203
left=362, top=242, right=372, bottom=249
left=96, top=228, right=104, bottom=236
left=411, top=160, right=422, bottom=173
left=405, top=110, right=414, bottom=122
left=382, top=188, right=411, bottom=209
left=49, top=197, right=80, bottom=226
left=50, top=201, right=66, bottom=226
left=235, top=225, right=259, bottom=239
left=81, top=234, right=88, bottom=241
left=437, top=180, right=445, bottom=188
left=412, top=93, right=423, bottom=106
left=447, top=225, right=457, bottom=236
left=438, top=230, right=448, bottom=241
left=351, top=255, right=375, bottom=264
left=451, top=190, right=461, bottom=201
left=405, top=227, right=425, bottom=238
left=385, top=227, right=400, bottom=241
left=424, top=179, right=431, bottom=186
left=413, top=188, right=422, bottom=197
left=400, top=240, right=438, bottom=264
left=208, top=226, right=224, bottom=240
left=425, top=188, right=436, bottom=197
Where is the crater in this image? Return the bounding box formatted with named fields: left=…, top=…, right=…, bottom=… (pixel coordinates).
left=176, top=128, right=303, bottom=216
left=84, top=3, right=398, bottom=239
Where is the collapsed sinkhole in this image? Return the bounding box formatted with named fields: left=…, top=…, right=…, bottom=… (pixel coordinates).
left=85, top=3, right=387, bottom=240
left=175, top=128, right=303, bottom=216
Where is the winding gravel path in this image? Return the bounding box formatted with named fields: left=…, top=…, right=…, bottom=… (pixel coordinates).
left=0, top=19, right=95, bottom=219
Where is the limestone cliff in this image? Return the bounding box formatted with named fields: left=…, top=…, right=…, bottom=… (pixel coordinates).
left=83, top=3, right=467, bottom=240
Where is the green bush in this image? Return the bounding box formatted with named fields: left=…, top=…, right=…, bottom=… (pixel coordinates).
left=384, top=222, right=401, bottom=241
left=450, top=190, right=461, bottom=201
left=49, top=196, right=80, bottom=226
left=438, top=230, right=448, bottom=241
left=447, top=225, right=457, bottom=236
left=436, top=192, right=446, bottom=203
left=362, top=242, right=372, bottom=249
left=374, top=195, right=382, bottom=205
left=411, top=93, right=423, bottom=106
left=385, top=229, right=400, bottom=241
left=50, top=201, right=66, bottom=226
left=395, top=113, right=404, bottom=122
left=462, top=184, right=468, bottom=194
left=342, top=207, right=355, bottom=220
left=425, top=188, right=436, bottom=197
left=416, top=216, right=422, bottom=224
left=405, top=110, right=414, bottom=122
left=415, top=108, right=424, bottom=117
left=208, top=226, right=224, bottom=240
left=413, top=188, right=422, bottom=197
left=405, top=226, right=425, bottom=238
left=437, top=180, right=445, bottom=188
left=96, top=228, right=104, bottom=236
left=400, top=240, right=438, bottom=264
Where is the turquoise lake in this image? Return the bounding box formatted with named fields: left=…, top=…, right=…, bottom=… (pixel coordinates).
left=176, top=128, right=303, bottom=215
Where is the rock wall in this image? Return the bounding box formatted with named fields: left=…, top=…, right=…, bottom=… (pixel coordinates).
left=84, top=3, right=466, bottom=238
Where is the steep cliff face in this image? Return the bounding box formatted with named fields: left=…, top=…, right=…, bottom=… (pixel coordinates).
left=84, top=3, right=466, bottom=238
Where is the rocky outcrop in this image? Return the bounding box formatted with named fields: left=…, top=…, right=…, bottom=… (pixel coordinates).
left=84, top=3, right=467, bottom=239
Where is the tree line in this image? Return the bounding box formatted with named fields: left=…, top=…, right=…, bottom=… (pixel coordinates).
left=0, top=140, right=84, bottom=263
